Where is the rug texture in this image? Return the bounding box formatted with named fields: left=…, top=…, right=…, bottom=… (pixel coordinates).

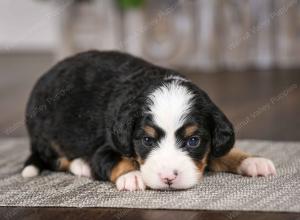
left=0, top=138, right=299, bottom=212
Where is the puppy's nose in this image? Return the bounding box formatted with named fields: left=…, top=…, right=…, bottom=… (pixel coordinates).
left=159, top=170, right=178, bottom=186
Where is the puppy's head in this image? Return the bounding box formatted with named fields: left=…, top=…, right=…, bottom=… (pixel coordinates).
left=132, top=78, right=235, bottom=189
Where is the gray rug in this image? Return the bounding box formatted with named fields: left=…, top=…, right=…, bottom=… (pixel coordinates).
left=0, top=138, right=299, bottom=212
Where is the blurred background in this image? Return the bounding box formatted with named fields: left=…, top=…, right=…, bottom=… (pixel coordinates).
left=0, top=0, right=299, bottom=140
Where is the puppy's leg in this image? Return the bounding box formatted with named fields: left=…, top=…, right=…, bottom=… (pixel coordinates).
left=22, top=140, right=63, bottom=178
left=208, top=148, right=276, bottom=177
left=111, top=158, right=145, bottom=191
left=22, top=153, right=44, bottom=178
left=91, top=148, right=145, bottom=191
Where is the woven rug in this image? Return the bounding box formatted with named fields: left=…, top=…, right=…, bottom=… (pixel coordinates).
left=0, top=138, right=299, bottom=212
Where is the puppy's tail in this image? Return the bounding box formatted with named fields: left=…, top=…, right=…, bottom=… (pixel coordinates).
left=21, top=153, right=44, bottom=178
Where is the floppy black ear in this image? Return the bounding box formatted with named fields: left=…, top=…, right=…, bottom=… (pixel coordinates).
left=110, top=104, right=140, bottom=157
left=210, top=105, right=235, bottom=157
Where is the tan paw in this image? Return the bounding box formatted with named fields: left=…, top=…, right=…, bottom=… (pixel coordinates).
left=238, top=157, right=276, bottom=177
left=116, top=171, right=146, bottom=191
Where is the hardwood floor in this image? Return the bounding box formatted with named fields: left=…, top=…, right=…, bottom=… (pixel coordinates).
left=0, top=207, right=299, bottom=220
left=0, top=53, right=299, bottom=219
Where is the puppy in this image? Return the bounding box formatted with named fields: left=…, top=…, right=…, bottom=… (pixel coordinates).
left=22, top=51, right=276, bottom=190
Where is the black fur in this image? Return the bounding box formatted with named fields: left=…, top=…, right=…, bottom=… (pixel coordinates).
left=24, top=50, right=235, bottom=180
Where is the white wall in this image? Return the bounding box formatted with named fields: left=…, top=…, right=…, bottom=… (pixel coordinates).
left=0, top=0, right=59, bottom=52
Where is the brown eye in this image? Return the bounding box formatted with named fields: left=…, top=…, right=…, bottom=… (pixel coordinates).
left=186, top=136, right=201, bottom=148
left=142, top=136, right=155, bottom=147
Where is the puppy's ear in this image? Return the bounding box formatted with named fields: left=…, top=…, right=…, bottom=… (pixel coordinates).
left=111, top=106, right=139, bottom=157
left=210, top=105, right=235, bottom=157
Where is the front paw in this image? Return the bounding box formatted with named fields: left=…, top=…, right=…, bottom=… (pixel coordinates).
left=238, top=157, right=276, bottom=177
left=115, top=170, right=146, bottom=191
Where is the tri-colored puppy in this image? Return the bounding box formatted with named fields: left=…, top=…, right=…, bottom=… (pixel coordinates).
left=22, top=51, right=276, bottom=190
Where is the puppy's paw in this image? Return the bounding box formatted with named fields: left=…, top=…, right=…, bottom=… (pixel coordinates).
left=238, top=157, right=276, bottom=177
left=21, top=165, right=39, bottom=178
left=69, top=158, right=91, bottom=177
left=116, top=171, right=146, bottom=191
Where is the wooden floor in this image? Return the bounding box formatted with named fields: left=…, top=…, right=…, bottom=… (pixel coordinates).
left=0, top=53, right=299, bottom=219
left=0, top=207, right=299, bottom=220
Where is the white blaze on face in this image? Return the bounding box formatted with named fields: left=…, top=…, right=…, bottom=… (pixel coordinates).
left=141, top=81, right=202, bottom=189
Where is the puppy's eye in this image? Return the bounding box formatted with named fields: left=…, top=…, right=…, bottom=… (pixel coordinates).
left=186, top=136, right=201, bottom=148
left=142, top=136, right=155, bottom=147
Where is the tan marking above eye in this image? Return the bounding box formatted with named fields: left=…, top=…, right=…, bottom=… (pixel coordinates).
left=184, top=125, right=198, bottom=137
left=144, top=125, right=157, bottom=138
